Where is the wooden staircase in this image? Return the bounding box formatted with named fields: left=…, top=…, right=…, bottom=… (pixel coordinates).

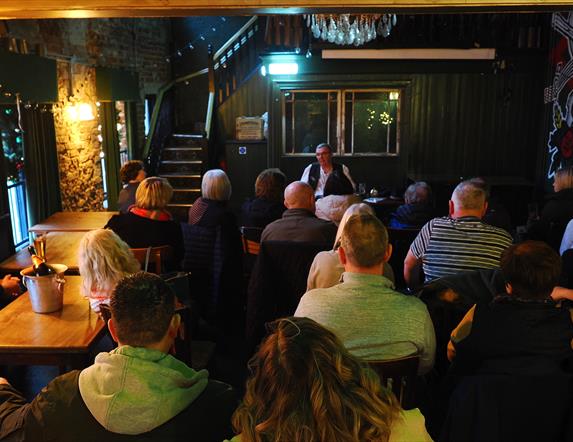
left=158, top=133, right=205, bottom=222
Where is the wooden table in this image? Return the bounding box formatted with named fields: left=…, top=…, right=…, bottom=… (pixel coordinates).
left=0, top=231, right=84, bottom=274
left=29, top=211, right=116, bottom=233
left=0, top=276, right=106, bottom=369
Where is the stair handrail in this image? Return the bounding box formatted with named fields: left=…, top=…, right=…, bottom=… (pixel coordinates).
left=143, top=16, right=258, bottom=161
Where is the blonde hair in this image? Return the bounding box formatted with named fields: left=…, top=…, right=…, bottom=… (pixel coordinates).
left=135, top=177, right=173, bottom=210
left=334, top=203, right=375, bottom=248
left=202, top=169, right=232, bottom=201
left=232, top=317, right=400, bottom=442
left=340, top=214, right=389, bottom=268
left=78, top=229, right=140, bottom=297
left=554, top=167, right=573, bottom=191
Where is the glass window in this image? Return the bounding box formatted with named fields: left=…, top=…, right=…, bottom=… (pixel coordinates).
left=0, top=106, right=28, bottom=249
left=282, top=88, right=400, bottom=156
left=283, top=91, right=338, bottom=154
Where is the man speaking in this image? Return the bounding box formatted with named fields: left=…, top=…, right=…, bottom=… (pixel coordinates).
left=301, top=143, right=355, bottom=198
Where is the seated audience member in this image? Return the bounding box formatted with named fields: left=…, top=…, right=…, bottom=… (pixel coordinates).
left=448, top=241, right=573, bottom=367
left=229, top=317, right=432, bottom=442
left=389, top=181, right=434, bottom=229
left=441, top=242, right=573, bottom=441
left=241, top=168, right=286, bottom=229
left=468, top=177, right=512, bottom=232
left=105, top=176, right=183, bottom=267
left=315, top=171, right=361, bottom=225
left=404, top=180, right=513, bottom=289
left=529, top=166, right=573, bottom=250
left=261, top=181, right=337, bottom=244
left=78, top=229, right=140, bottom=313
left=300, top=143, right=355, bottom=198
left=296, top=213, right=435, bottom=374
left=117, top=160, right=146, bottom=214
left=560, top=218, right=573, bottom=254
left=0, top=274, right=21, bottom=308
left=307, top=203, right=395, bottom=291
left=188, top=169, right=238, bottom=232
left=0, top=272, right=236, bottom=441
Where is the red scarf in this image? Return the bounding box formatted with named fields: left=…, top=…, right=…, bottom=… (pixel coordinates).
left=129, top=206, right=172, bottom=221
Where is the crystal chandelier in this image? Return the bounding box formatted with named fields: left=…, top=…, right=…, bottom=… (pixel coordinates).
left=306, top=14, right=397, bottom=47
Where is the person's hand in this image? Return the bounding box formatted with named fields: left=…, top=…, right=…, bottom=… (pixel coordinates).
left=1, top=275, right=21, bottom=296
left=0, top=378, right=10, bottom=385
left=551, top=286, right=573, bottom=302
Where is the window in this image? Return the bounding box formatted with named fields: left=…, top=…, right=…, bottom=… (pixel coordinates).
left=0, top=106, right=28, bottom=249
left=282, top=88, right=400, bottom=156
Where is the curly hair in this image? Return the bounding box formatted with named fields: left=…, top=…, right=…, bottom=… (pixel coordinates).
left=78, top=229, right=140, bottom=299
left=120, top=160, right=144, bottom=184
left=255, top=168, right=286, bottom=202
left=233, top=317, right=400, bottom=442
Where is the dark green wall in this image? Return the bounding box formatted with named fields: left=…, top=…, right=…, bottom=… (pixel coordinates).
left=261, top=55, right=546, bottom=195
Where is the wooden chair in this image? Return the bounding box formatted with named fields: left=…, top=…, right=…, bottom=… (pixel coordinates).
left=368, top=355, right=419, bottom=409
left=130, top=245, right=174, bottom=274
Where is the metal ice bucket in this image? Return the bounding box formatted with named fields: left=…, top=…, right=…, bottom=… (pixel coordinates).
left=20, top=264, right=67, bottom=313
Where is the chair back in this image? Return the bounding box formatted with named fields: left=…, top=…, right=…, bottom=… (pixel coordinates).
left=130, top=245, right=174, bottom=274
left=241, top=226, right=263, bottom=255
left=387, top=227, right=420, bottom=289
left=246, top=240, right=331, bottom=350
left=368, top=355, right=419, bottom=409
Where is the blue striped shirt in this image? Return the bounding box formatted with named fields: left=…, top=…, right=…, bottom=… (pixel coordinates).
left=410, top=216, right=513, bottom=282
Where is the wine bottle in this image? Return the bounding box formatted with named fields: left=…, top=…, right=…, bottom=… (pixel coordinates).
left=28, top=246, right=54, bottom=276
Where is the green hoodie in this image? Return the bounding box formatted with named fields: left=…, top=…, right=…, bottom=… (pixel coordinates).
left=78, top=346, right=208, bottom=435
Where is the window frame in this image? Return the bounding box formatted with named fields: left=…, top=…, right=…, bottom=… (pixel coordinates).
left=281, top=87, right=402, bottom=158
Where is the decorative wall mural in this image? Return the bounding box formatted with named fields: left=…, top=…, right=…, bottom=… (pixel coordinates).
left=546, top=13, right=573, bottom=179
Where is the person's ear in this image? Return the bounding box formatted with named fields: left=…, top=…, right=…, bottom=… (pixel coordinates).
left=383, top=243, right=393, bottom=262
left=108, top=318, right=120, bottom=344
left=338, top=246, right=347, bottom=266
left=448, top=200, right=454, bottom=216
left=168, top=313, right=181, bottom=339
left=481, top=201, right=489, bottom=217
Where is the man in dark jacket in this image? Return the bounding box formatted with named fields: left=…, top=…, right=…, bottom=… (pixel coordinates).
left=261, top=181, right=336, bottom=244
left=0, top=272, right=236, bottom=442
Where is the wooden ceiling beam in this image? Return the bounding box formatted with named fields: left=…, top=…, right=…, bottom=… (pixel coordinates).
left=1, top=1, right=572, bottom=19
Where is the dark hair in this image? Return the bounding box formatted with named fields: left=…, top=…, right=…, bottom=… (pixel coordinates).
left=120, top=160, right=144, bottom=184
left=324, top=171, right=354, bottom=197
left=232, top=317, right=399, bottom=442
left=110, top=272, right=175, bottom=346
left=255, top=168, right=286, bottom=201
left=500, top=241, right=561, bottom=300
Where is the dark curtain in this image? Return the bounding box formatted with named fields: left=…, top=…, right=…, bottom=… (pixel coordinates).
left=101, top=102, right=121, bottom=211
left=125, top=101, right=139, bottom=160
left=22, top=107, right=61, bottom=227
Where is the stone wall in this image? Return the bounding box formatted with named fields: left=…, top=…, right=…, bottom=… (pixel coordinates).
left=4, top=18, right=172, bottom=210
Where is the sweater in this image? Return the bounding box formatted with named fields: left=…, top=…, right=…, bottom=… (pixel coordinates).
left=296, top=272, right=436, bottom=374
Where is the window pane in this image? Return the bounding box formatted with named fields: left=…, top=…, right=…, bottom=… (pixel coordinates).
left=283, top=91, right=331, bottom=154
left=350, top=91, right=399, bottom=155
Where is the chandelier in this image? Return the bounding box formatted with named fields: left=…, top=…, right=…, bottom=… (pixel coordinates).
left=305, top=14, right=397, bottom=47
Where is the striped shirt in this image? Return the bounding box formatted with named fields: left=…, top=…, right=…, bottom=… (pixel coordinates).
left=410, top=216, right=513, bottom=283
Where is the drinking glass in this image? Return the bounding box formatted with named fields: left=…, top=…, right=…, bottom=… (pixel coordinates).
left=33, top=232, right=47, bottom=260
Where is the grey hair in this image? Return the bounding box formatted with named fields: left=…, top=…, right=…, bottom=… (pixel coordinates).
left=202, top=169, right=232, bottom=201
left=78, top=229, right=141, bottom=298
left=451, top=180, right=486, bottom=211
left=404, top=182, right=431, bottom=205
left=334, top=203, right=375, bottom=248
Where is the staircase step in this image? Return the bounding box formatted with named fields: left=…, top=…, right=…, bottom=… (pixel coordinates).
left=171, top=189, right=201, bottom=204
left=167, top=204, right=192, bottom=223
left=160, top=174, right=202, bottom=189
left=169, top=133, right=207, bottom=148
left=158, top=161, right=202, bottom=174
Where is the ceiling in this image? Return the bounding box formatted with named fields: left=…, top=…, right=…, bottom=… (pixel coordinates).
left=0, top=0, right=572, bottom=20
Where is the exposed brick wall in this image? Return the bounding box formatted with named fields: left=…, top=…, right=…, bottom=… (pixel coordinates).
left=5, top=18, right=172, bottom=210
